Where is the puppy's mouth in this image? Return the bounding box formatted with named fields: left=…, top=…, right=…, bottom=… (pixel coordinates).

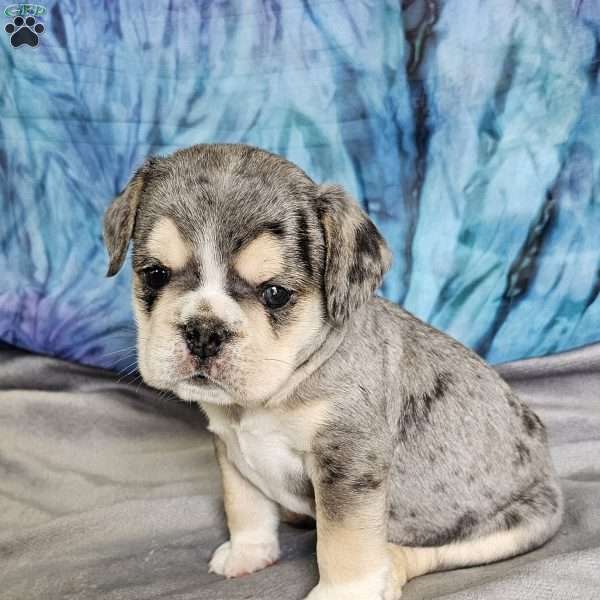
left=187, top=372, right=222, bottom=388
left=174, top=370, right=234, bottom=405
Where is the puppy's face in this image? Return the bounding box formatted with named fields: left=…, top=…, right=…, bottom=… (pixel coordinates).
left=104, top=145, right=391, bottom=406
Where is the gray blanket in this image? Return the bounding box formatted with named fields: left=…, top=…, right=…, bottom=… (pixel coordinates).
left=1, top=344, right=599, bottom=599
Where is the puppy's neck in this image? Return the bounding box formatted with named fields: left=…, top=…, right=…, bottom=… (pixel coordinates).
left=263, top=321, right=347, bottom=409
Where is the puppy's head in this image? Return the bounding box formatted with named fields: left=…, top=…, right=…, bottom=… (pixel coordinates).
left=103, top=144, right=391, bottom=405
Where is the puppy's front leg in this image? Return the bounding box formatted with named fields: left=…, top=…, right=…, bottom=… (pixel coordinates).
left=209, top=437, right=280, bottom=578
left=304, top=457, right=402, bottom=600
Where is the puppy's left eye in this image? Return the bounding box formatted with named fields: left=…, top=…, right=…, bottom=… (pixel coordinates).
left=262, top=285, right=291, bottom=309
left=142, top=265, right=171, bottom=290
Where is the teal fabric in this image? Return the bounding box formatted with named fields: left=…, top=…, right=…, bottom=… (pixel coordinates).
left=0, top=1, right=599, bottom=370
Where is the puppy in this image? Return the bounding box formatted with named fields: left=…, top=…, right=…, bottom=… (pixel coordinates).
left=103, top=144, right=562, bottom=600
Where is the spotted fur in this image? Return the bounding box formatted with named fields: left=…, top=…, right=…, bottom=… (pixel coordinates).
left=103, top=144, right=563, bottom=600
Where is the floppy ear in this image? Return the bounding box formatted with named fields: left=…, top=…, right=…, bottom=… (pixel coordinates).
left=103, top=160, right=154, bottom=277
left=317, top=184, right=392, bottom=325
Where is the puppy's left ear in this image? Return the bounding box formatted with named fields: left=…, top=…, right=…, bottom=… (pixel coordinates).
left=317, top=184, right=392, bottom=325
left=103, top=159, right=156, bottom=277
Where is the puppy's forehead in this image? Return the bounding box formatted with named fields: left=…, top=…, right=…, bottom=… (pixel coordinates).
left=143, top=144, right=313, bottom=228
left=135, top=144, right=323, bottom=283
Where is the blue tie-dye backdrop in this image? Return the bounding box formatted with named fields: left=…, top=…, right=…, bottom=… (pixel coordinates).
left=1, top=1, right=599, bottom=372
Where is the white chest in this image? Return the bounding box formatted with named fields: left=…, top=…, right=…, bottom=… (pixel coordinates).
left=204, top=406, right=315, bottom=517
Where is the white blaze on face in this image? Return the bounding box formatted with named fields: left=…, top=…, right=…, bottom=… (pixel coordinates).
left=180, top=237, right=245, bottom=328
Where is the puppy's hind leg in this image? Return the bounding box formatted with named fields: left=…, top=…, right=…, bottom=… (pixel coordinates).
left=387, top=503, right=563, bottom=586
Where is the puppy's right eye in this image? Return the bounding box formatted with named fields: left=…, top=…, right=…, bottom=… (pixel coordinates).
left=142, top=266, right=171, bottom=290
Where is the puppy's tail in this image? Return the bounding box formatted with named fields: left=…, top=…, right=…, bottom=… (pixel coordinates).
left=388, top=508, right=562, bottom=585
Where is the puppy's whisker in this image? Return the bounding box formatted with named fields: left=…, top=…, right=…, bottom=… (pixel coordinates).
left=97, top=346, right=137, bottom=360
left=117, top=366, right=138, bottom=379
left=105, top=347, right=136, bottom=355
left=134, top=377, right=145, bottom=393
left=117, top=358, right=139, bottom=372
left=101, top=336, right=136, bottom=343
left=116, top=361, right=141, bottom=383
left=259, top=358, right=295, bottom=367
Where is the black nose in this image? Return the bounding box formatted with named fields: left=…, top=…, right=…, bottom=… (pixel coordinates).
left=182, top=320, right=230, bottom=360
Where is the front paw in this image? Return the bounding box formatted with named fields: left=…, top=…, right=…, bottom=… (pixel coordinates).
left=208, top=538, right=280, bottom=578
left=303, top=568, right=401, bottom=600
left=303, top=581, right=399, bottom=600
left=304, top=586, right=391, bottom=600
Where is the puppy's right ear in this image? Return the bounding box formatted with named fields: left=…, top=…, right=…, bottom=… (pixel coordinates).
left=103, top=160, right=154, bottom=277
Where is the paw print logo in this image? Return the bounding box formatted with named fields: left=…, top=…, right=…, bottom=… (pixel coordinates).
left=5, top=16, right=44, bottom=48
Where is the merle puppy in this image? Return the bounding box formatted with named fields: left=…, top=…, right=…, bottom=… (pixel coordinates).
left=103, top=144, right=562, bottom=600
